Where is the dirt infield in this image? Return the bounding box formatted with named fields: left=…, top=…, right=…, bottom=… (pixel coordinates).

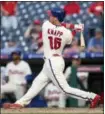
left=1, top=108, right=103, bottom=114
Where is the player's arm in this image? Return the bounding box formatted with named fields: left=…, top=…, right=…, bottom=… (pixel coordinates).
left=64, top=67, right=71, bottom=80
left=71, top=29, right=77, bottom=38
left=44, top=85, right=50, bottom=101
left=24, top=62, right=33, bottom=83
left=24, top=62, right=32, bottom=76
left=62, top=23, right=84, bottom=32
left=24, top=25, right=33, bottom=38
left=62, top=23, right=84, bottom=40
left=58, top=93, right=66, bottom=108
left=62, top=23, right=74, bottom=29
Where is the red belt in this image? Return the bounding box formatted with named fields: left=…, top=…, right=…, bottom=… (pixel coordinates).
left=44, top=54, right=60, bottom=59
left=53, top=54, right=60, bottom=56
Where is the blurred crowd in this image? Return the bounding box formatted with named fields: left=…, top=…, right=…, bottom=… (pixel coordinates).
left=0, top=1, right=104, bottom=58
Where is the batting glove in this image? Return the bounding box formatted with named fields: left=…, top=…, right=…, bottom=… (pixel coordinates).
left=74, top=24, right=84, bottom=32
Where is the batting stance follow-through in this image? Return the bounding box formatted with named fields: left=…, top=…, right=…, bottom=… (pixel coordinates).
left=3, top=7, right=100, bottom=109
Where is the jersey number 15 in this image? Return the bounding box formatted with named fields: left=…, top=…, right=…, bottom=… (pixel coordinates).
left=48, top=36, right=62, bottom=49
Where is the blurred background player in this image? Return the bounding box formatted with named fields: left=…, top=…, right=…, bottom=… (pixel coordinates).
left=44, top=82, right=66, bottom=108
left=65, top=55, right=89, bottom=107
left=1, top=50, right=32, bottom=100
left=24, top=20, right=43, bottom=54
left=1, top=39, right=19, bottom=55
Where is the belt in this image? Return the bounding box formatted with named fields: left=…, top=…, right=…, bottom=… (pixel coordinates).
left=44, top=54, right=60, bottom=59
left=53, top=54, right=60, bottom=56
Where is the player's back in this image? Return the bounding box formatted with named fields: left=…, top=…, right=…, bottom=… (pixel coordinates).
left=42, top=20, right=73, bottom=58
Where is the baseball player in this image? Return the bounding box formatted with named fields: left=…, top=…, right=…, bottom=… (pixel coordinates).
left=3, top=7, right=100, bottom=109
left=64, top=55, right=89, bottom=106
left=44, top=82, right=66, bottom=108
left=1, top=51, right=32, bottom=100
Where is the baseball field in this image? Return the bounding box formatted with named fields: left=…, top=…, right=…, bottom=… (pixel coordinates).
left=1, top=108, right=103, bottom=114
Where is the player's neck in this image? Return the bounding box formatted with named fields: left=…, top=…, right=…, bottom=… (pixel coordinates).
left=50, top=20, right=61, bottom=26
left=55, top=21, right=61, bottom=26
left=13, top=60, right=20, bottom=65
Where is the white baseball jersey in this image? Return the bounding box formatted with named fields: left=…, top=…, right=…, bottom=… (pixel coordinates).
left=42, top=20, right=73, bottom=58
left=5, top=60, right=32, bottom=85
left=44, top=83, right=66, bottom=108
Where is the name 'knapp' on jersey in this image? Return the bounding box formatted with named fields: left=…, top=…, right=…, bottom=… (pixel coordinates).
left=42, top=20, right=73, bottom=58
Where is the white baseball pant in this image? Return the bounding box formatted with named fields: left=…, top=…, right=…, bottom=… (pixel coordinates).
left=16, top=56, right=96, bottom=106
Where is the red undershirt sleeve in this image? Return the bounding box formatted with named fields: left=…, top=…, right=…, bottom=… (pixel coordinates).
left=62, top=23, right=76, bottom=38
left=72, top=30, right=76, bottom=37
left=61, top=23, right=75, bottom=29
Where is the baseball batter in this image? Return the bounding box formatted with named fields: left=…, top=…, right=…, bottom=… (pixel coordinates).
left=1, top=51, right=32, bottom=100
left=3, top=7, right=100, bottom=109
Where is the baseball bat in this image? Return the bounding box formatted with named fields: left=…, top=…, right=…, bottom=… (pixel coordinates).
left=80, top=31, right=85, bottom=47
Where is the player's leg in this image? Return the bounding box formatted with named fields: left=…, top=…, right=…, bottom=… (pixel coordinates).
left=14, top=85, right=26, bottom=100
left=15, top=69, right=50, bottom=107
left=1, top=83, right=16, bottom=97
left=58, top=92, right=66, bottom=108
left=47, top=58, right=100, bottom=105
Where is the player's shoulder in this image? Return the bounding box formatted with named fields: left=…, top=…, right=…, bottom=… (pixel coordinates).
left=42, top=20, right=49, bottom=27
left=43, top=20, right=49, bottom=24
left=61, top=26, right=72, bottom=35
left=60, top=25, right=71, bottom=32
left=42, top=20, right=54, bottom=28
left=6, top=61, right=13, bottom=66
